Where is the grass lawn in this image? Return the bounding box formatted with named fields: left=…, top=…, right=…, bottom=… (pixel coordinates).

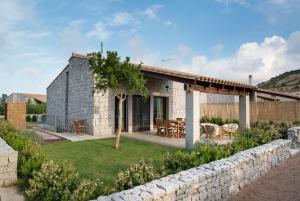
left=42, top=137, right=179, bottom=187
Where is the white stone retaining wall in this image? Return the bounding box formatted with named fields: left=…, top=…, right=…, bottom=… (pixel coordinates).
left=288, top=126, right=300, bottom=148
left=95, top=139, right=291, bottom=201
left=0, top=137, right=18, bottom=187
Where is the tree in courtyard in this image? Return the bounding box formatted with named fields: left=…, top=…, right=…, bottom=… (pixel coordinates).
left=88, top=51, right=148, bottom=149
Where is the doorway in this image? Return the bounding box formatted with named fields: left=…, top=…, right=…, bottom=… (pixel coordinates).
left=132, top=95, right=150, bottom=132
left=153, top=96, right=167, bottom=126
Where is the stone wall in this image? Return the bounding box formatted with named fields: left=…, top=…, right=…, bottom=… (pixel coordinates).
left=288, top=126, right=300, bottom=148
left=169, top=81, right=186, bottom=120
left=94, top=139, right=291, bottom=201
left=0, top=137, right=17, bottom=187
left=47, top=56, right=94, bottom=134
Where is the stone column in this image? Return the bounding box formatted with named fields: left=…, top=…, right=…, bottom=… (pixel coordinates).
left=239, top=95, right=250, bottom=130
left=296, top=100, right=300, bottom=121
left=127, top=94, right=133, bottom=133
left=150, top=95, right=154, bottom=131
left=249, top=91, right=257, bottom=102
left=185, top=90, right=200, bottom=150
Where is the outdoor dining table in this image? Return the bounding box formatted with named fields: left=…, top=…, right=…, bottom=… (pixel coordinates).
left=169, top=120, right=185, bottom=138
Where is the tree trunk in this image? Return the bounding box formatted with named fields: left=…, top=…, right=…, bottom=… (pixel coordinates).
left=115, top=98, right=123, bottom=149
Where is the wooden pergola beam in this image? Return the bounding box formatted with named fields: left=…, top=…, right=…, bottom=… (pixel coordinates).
left=187, top=84, right=248, bottom=96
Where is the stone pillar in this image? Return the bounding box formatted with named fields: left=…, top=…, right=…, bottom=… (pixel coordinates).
left=296, top=101, right=300, bottom=121
left=185, top=90, right=200, bottom=150
left=239, top=95, right=250, bottom=130
left=249, top=91, right=257, bottom=102
left=127, top=94, right=133, bottom=133
left=150, top=95, right=154, bottom=131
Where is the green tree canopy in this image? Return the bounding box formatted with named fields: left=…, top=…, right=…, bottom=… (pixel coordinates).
left=88, top=50, right=148, bottom=148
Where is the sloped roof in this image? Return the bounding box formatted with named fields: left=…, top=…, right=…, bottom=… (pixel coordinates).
left=48, top=52, right=300, bottom=100
left=21, top=93, right=47, bottom=103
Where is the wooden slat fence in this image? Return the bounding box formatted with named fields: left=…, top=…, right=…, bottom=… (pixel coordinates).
left=200, top=101, right=300, bottom=123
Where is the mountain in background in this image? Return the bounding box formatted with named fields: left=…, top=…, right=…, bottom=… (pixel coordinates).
left=257, top=69, right=300, bottom=96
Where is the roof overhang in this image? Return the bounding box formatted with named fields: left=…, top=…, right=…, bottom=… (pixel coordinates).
left=50, top=53, right=300, bottom=100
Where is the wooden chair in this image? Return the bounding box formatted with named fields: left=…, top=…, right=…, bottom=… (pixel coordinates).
left=223, top=124, right=238, bottom=139
left=204, top=125, right=215, bottom=139
left=163, top=120, right=177, bottom=138
left=73, top=119, right=87, bottom=135
left=156, top=118, right=165, bottom=136
left=218, top=126, right=225, bottom=140
left=176, top=118, right=184, bottom=121
left=178, top=121, right=186, bottom=138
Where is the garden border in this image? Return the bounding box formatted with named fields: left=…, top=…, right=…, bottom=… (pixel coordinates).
left=94, top=139, right=291, bottom=201
left=0, top=137, right=18, bottom=187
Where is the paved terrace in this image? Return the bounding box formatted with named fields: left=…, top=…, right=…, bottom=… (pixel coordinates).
left=34, top=127, right=232, bottom=147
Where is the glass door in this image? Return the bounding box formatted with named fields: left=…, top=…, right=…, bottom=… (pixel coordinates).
left=133, top=95, right=150, bottom=132
left=153, top=96, right=167, bottom=126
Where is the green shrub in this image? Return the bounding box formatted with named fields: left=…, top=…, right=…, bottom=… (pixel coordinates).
left=200, top=116, right=210, bottom=123
left=210, top=117, right=224, bottom=126
left=0, top=120, right=44, bottom=188
left=31, top=115, right=37, bottom=122
left=26, top=115, right=32, bottom=122
left=26, top=161, right=100, bottom=201
left=115, top=159, right=156, bottom=191
left=162, top=151, right=202, bottom=175
left=200, top=116, right=239, bottom=126
left=27, top=103, right=46, bottom=114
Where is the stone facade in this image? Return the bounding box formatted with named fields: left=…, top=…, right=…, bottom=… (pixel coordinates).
left=94, top=139, right=291, bottom=201
left=47, top=55, right=187, bottom=136
left=47, top=57, right=94, bottom=134
left=288, top=126, right=300, bottom=148
left=0, top=137, right=18, bottom=187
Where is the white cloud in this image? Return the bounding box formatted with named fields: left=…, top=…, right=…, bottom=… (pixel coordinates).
left=128, top=32, right=300, bottom=85
left=61, top=20, right=86, bottom=51
left=211, top=43, right=224, bottom=54
left=86, top=22, right=110, bottom=41
left=143, top=4, right=163, bottom=18
left=107, top=11, right=131, bottom=26
left=179, top=33, right=300, bottom=84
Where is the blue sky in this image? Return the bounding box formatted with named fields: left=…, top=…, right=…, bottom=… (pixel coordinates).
left=1, top=0, right=300, bottom=94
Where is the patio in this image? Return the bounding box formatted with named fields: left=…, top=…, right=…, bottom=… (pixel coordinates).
left=34, top=125, right=232, bottom=147
left=123, top=131, right=232, bottom=148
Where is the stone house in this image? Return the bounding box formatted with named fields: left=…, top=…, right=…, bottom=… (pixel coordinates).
left=47, top=53, right=263, bottom=142
left=6, top=93, right=47, bottom=104
left=47, top=53, right=189, bottom=136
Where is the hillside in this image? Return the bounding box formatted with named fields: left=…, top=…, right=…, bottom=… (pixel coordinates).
left=257, top=69, right=300, bottom=95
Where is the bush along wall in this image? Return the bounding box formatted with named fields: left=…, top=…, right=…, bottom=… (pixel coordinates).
left=0, top=120, right=101, bottom=201
left=98, top=139, right=291, bottom=201
left=112, top=122, right=286, bottom=194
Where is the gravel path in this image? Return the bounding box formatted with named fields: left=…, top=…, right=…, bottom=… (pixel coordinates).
left=231, top=151, right=300, bottom=201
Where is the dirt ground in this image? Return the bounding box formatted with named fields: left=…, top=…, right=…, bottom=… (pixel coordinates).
left=231, top=152, right=300, bottom=201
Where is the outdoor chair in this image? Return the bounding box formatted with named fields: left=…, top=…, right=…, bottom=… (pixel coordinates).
left=155, top=118, right=165, bottom=136
left=204, top=124, right=220, bottom=140
left=73, top=119, right=87, bottom=135
left=163, top=120, right=177, bottom=138
left=223, top=123, right=239, bottom=139
left=178, top=121, right=186, bottom=138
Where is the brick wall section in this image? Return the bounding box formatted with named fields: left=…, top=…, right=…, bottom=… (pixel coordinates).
left=94, top=139, right=291, bottom=201
left=5, top=103, right=26, bottom=131
left=0, top=137, right=18, bottom=187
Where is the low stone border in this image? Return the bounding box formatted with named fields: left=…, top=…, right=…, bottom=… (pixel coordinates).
left=94, top=139, right=291, bottom=201
left=0, top=137, right=18, bottom=187
left=288, top=126, right=300, bottom=148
